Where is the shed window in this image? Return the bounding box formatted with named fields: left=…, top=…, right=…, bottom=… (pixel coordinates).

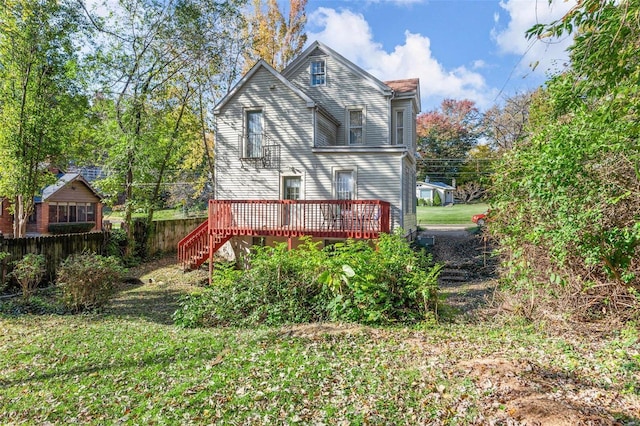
left=310, top=60, right=325, bottom=86
left=48, top=202, right=96, bottom=223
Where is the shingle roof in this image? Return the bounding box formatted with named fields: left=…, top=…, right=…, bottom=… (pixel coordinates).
left=384, top=78, right=419, bottom=94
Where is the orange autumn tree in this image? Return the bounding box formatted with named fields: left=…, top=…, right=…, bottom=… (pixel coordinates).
left=416, top=99, right=482, bottom=185
left=242, top=0, right=307, bottom=72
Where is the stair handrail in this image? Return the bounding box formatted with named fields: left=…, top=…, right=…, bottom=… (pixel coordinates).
left=177, top=220, right=208, bottom=269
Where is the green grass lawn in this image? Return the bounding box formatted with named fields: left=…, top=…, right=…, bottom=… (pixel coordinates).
left=104, top=208, right=207, bottom=224
left=0, top=260, right=638, bottom=424
left=417, top=203, right=488, bottom=225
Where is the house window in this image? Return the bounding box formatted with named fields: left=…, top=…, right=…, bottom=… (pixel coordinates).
left=393, top=109, right=405, bottom=145
left=245, top=109, right=263, bottom=158
left=348, top=109, right=363, bottom=145
left=310, top=60, right=325, bottom=86
left=335, top=170, right=355, bottom=200
left=283, top=176, right=301, bottom=200
left=48, top=202, right=96, bottom=223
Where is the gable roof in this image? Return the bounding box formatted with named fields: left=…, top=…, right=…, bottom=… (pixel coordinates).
left=417, top=181, right=455, bottom=190
left=40, top=173, right=103, bottom=202
left=282, top=41, right=393, bottom=96
left=214, top=60, right=316, bottom=115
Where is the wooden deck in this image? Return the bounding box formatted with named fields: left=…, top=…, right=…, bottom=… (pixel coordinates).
left=178, top=199, right=391, bottom=270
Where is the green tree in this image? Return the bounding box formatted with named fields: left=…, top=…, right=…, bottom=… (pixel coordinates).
left=492, top=0, right=640, bottom=314
left=86, top=0, right=245, bottom=255
left=0, top=0, right=88, bottom=237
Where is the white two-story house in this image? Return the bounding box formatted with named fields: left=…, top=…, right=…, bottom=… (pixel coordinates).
left=178, top=41, right=420, bottom=269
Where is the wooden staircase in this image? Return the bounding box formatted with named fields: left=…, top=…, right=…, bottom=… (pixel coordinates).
left=177, top=220, right=230, bottom=270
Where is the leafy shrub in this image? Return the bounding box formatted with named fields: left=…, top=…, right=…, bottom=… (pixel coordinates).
left=0, top=251, right=10, bottom=293
left=174, top=233, right=441, bottom=328
left=48, top=222, right=96, bottom=234
left=11, top=254, right=46, bottom=301
left=433, top=191, right=442, bottom=206
left=489, top=1, right=640, bottom=320
left=56, top=253, right=125, bottom=312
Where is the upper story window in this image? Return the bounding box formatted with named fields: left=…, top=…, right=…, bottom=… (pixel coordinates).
left=310, top=60, right=326, bottom=86
left=348, top=108, right=364, bottom=145
left=244, top=109, right=263, bottom=158
left=393, top=109, right=405, bottom=145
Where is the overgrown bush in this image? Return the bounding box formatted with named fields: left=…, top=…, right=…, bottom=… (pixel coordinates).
left=56, top=252, right=125, bottom=312
left=491, top=1, right=640, bottom=319
left=174, top=232, right=441, bottom=328
left=11, top=254, right=46, bottom=301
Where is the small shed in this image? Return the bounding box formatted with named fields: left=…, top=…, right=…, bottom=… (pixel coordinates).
left=416, top=181, right=455, bottom=206
left=28, top=173, right=104, bottom=235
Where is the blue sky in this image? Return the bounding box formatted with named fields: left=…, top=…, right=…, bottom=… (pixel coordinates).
left=303, top=0, right=576, bottom=111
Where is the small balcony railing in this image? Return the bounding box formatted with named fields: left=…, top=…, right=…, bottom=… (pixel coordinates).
left=237, top=133, right=280, bottom=169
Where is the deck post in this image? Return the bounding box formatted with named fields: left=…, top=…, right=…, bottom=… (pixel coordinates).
left=208, top=233, right=214, bottom=286
left=287, top=236, right=292, bottom=250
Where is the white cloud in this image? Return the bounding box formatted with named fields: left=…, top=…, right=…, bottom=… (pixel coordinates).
left=492, top=0, right=576, bottom=77
left=307, top=8, right=496, bottom=110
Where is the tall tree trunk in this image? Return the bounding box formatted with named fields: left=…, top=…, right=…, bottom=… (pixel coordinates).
left=145, top=86, right=190, bottom=225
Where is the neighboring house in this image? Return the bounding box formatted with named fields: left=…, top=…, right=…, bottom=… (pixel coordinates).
left=416, top=181, right=455, bottom=206
left=179, top=41, right=420, bottom=268
left=0, top=173, right=103, bottom=237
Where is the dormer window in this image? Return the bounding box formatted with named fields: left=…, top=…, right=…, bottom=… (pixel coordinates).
left=310, top=60, right=326, bottom=86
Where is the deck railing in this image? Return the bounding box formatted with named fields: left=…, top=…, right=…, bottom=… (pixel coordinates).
left=208, top=199, right=390, bottom=239
left=178, top=199, right=391, bottom=270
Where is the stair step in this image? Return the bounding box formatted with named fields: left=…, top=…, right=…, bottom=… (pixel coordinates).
left=439, top=268, right=469, bottom=282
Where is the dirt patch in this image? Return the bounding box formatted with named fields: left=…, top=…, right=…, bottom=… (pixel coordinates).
left=105, top=256, right=207, bottom=324
left=458, top=357, right=621, bottom=425
left=420, top=227, right=499, bottom=320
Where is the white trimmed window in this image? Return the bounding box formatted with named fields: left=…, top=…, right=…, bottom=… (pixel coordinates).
left=310, top=60, right=326, bottom=86
left=244, top=109, right=263, bottom=158
left=334, top=170, right=355, bottom=200
left=348, top=108, right=364, bottom=145
left=393, top=109, right=405, bottom=145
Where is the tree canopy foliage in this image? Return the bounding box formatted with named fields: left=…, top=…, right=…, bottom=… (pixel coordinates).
left=482, top=91, right=534, bottom=151
left=84, top=0, right=245, bottom=255
left=416, top=99, right=483, bottom=187
left=0, top=0, right=89, bottom=237
left=242, top=0, right=307, bottom=72
left=491, top=0, right=640, bottom=317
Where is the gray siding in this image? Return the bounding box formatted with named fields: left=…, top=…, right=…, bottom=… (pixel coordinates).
left=286, top=52, right=391, bottom=147
left=215, top=67, right=314, bottom=199
left=214, top=47, right=419, bottom=236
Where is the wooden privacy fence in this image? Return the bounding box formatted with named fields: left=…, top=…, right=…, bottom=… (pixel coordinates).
left=135, top=217, right=208, bottom=258
left=0, top=232, right=108, bottom=282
